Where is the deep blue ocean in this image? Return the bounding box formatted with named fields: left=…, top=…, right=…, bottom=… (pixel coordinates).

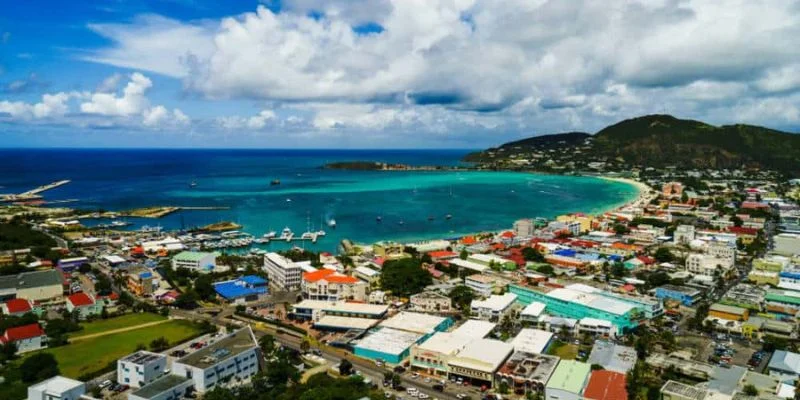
left=0, top=149, right=638, bottom=251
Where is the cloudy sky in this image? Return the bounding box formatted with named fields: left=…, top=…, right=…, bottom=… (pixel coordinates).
left=1, top=0, right=800, bottom=148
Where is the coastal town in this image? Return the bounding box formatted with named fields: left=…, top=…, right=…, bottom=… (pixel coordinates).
left=2, top=164, right=800, bottom=400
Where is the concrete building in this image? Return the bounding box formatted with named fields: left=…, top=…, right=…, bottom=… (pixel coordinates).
left=520, top=302, right=547, bottom=325
left=495, top=352, right=559, bottom=395
left=510, top=328, right=553, bottom=354
left=301, top=269, right=366, bottom=302
left=447, top=339, right=514, bottom=388
left=27, top=376, right=85, bottom=400
left=778, top=265, right=800, bottom=291
left=171, top=251, right=217, bottom=273
left=586, top=340, right=637, bottom=373
left=514, top=219, right=536, bottom=237
left=577, top=317, right=616, bottom=337
left=127, top=268, right=157, bottom=297
left=292, top=300, right=388, bottom=322
left=544, top=360, right=591, bottom=400
left=409, top=320, right=496, bottom=376
left=213, top=275, right=269, bottom=303
left=353, top=266, right=380, bottom=287
left=0, top=323, right=47, bottom=353
left=410, top=291, right=452, bottom=313
left=709, top=303, right=749, bottom=321
left=674, top=225, right=696, bottom=245
left=118, top=351, right=168, bottom=388
left=465, top=274, right=503, bottom=297
left=510, top=284, right=644, bottom=333
left=470, top=293, right=518, bottom=321
left=686, top=253, right=734, bottom=277
left=171, top=327, right=259, bottom=392
left=354, top=327, right=423, bottom=364
left=660, top=381, right=709, bottom=400
left=765, top=290, right=800, bottom=315
left=0, top=269, right=64, bottom=302
left=373, top=241, right=407, bottom=260
left=263, top=252, right=302, bottom=291
left=379, top=311, right=453, bottom=336
left=128, top=375, right=193, bottom=400
left=65, top=293, right=102, bottom=319
left=655, top=284, right=703, bottom=306
left=774, top=233, right=800, bottom=256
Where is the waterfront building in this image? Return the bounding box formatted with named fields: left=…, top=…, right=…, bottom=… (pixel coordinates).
left=141, top=237, right=184, bottom=253
left=28, top=376, right=85, bottom=400
left=514, top=219, right=536, bottom=237
left=662, top=182, right=683, bottom=198
left=118, top=351, right=168, bottom=388
left=447, top=339, right=514, bottom=388
left=470, top=293, right=518, bottom=321
left=654, top=284, right=702, bottom=306
left=0, top=269, right=64, bottom=302
left=301, top=269, right=366, bottom=302
left=213, top=275, right=269, bottom=303
left=510, top=284, right=644, bottom=333
left=171, top=328, right=259, bottom=392
left=373, top=241, right=407, bottom=260
left=544, top=360, right=591, bottom=400
left=171, top=251, right=217, bottom=273
left=409, top=291, right=452, bottom=313
left=263, top=252, right=301, bottom=291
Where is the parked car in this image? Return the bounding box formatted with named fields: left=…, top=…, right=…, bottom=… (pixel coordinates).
left=99, top=380, right=112, bottom=389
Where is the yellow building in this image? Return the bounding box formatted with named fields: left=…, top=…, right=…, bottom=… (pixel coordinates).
left=747, top=270, right=779, bottom=286
left=709, top=303, right=749, bottom=321
left=373, top=241, right=408, bottom=261
left=555, top=214, right=596, bottom=233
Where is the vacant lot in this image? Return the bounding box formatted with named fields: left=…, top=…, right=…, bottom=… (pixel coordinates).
left=547, top=340, right=579, bottom=360
left=70, top=313, right=167, bottom=338
left=37, top=320, right=202, bottom=379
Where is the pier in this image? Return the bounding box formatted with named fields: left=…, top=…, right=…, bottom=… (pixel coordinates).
left=0, top=180, right=71, bottom=202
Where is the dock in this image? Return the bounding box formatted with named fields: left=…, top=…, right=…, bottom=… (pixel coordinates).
left=0, top=180, right=71, bottom=202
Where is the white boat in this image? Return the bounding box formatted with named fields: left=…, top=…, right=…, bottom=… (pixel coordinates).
left=301, top=232, right=315, bottom=240
left=264, top=231, right=277, bottom=239
left=279, top=227, right=293, bottom=241
left=327, top=219, right=336, bottom=228
left=110, top=220, right=128, bottom=227
left=316, top=230, right=326, bottom=237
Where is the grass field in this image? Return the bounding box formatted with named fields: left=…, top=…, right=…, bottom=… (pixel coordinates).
left=547, top=340, right=579, bottom=360
left=69, top=313, right=167, bottom=338
left=39, top=320, right=203, bottom=379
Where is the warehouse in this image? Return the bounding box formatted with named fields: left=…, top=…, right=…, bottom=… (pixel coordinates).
left=0, top=269, right=64, bottom=302
left=708, top=303, right=749, bottom=321
left=545, top=360, right=591, bottom=400
left=213, top=275, right=268, bottom=303
left=353, top=327, right=423, bottom=364
left=378, top=311, right=452, bottom=337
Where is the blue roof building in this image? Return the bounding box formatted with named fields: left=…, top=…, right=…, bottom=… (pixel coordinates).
left=213, top=275, right=268, bottom=302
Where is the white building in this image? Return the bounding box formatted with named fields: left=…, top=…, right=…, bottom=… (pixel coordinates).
left=510, top=328, right=554, bottom=354
left=263, top=252, right=302, bottom=291
left=141, top=237, right=184, bottom=253
left=774, top=234, right=800, bottom=256
left=707, top=240, right=736, bottom=262
left=118, top=351, right=168, bottom=388
left=447, top=339, right=514, bottom=387
left=28, top=376, right=85, bottom=400
left=171, top=251, right=217, bottom=273
left=171, top=328, right=260, bottom=392
left=470, top=293, right=518, bottom=321
left=673, top=225, right=696, bottom=245
left=686, top=253, right=734, bottom=277
left=301, top=269, right=367, bottom=302
left=520, top=302, right=547, bottom=325
left=410, top=291, right=452, bottom=313
left=128, top=375, right=193, bottom=400
left=577, top=317, right=616, bottom=337
left=514, top=219, right=535, bottom=237
left=464, top=274, right=498, bottom=297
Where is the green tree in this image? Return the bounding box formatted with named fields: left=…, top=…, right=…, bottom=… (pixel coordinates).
left=260, top=334, right=277, bottom=357
left=300, top=339, right=311, bottom=354
left=380, top=258, right=432, bottom=296
left=498, top=380, right=510, bottom=394
left=338, top=359, right=354, bottom=376
left=448, top=285, right=476, bottom=310
left=0, top=341, right=17, bottom=362
left=742, top=384, right=758, bottom=396
left=653, top=247, right=673, bottom=262
left=20, top=353, right=59, bottom=383
left=522, top=247, right=545, bottom=262
left=194, top=275, right=216, bottom=301
left=459, top=249, right=468, bottom=260
left=149, top=336, right=170, bottom=351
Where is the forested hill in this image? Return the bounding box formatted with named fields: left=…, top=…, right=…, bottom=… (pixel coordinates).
left=464, top=115, right=800, bottom=175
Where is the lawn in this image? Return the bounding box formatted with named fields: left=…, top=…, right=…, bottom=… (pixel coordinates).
left=69, top=313, right=167, bottom=338
left=546, top=340, right=579, bottom=360
left=39, top=320, right=203, bottom=379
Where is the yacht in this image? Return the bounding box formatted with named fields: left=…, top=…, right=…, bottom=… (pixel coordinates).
left=445, top=214, right=452, bottom=220
left=327, top=219, right=337, bottom=228
left=316, top=230, right=326, bottom=237
left=376, top=216, right=382, bottom=223
left=300, top=231, right=315, bottom=240
left=279, top=227, right=293, bottom=240
left=263, top=231, right=277, bottom=239
left=189, top=181, right=197, bottom=188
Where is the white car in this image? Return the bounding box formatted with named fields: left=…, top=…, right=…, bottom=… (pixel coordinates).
left=418, top=394, right=429, bottom=399
left=99, top=380, right=112, bottom=389
left=456, top=394, right=468, bottom=399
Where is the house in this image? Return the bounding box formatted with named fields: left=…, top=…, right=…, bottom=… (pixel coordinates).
left=470, top=293, right=518, bottom=322
left=27, top=376, right=85, bottom=400
left=171, top=251, right=217, bottom=273
left=171, top=327, right=260, bottom=392
left=583, top=370, right=627, bottom=400
left=0, top=323, right=47, bottom=353
left=65, top=293, right=103, bottom=319
left=1, top=298, right=41, bottom=317
left=410, top=291, right=452, bottom=313
left=118, top=351, right=168, bottom=388
left=213, top=275, right=269, bottom=303
left=301, top=269, right=366, bottom=302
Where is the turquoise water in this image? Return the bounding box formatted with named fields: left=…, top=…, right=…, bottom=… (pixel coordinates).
left=0, top=149, right=639, bottom=251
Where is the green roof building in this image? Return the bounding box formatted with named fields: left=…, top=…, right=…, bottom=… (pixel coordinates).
left=545, top=360, right=591, bottom=400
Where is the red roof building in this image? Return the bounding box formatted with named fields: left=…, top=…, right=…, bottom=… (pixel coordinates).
left=500, top=231, right=516, bottom=239
left=302, top=268, right=366, bottom=302
left=636, top=256, right=656, bottom=265
left=2, top=298, right=33, bottom=315
left=0, top=323, right=45, bottom=344
left=428, top=250, right=457, bottom=261
left=728, top=226, right=759, bottom=236
left=583, top=370, right=628, bottom=400
left=66, top=292, right=95, bottom=307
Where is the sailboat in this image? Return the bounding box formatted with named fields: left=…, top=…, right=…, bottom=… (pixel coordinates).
left=189, top=181, right=197, bottom=188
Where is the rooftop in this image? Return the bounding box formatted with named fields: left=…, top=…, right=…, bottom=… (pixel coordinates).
left=496, top=351, right=559, bottom=383
left=354, top=327, right=422, bottom=356
left=172, top=251, right=216, bottom=262
left=0, top=269, right=63, bottom=291
left=546, top=360, right=591, bottom=394
left=264, top=252, right=300, bottom=270
left=661, top=380, right=708, bottom=400
left=448, top=339, right=514, bottom=372
left=448, top=259, right=489, bottom=273
left=709, top=303, right=748, bottom=316
left=521, top=302, right=547, bottom=317
left=121, top=351, right=166, bottom=365
left=2, top=298, right=32, bottom=314
left=130, top=374, right=191, bottom=399
left=768, top=350, right=800, bottom=374
left=583, top=370, right=627, bottom=400
left=379, top=311, right=448, bottom=335
left=657, top=284, right=702, bottom=296
left=176, top=327, right=257, bottom=369
left=416, top=332, right=473, bottom=356
left=67, top=292, right=94, bottom=307
left=471, top=293, right=517, bottom=311
left=314, top=315, right=378, bottom=331
left=28, top=376, right=84, bottom=395
left=586, top=340, right=637, bottom=373
left=293, top=300, right=389, bottom=316
left=450, top=319, right=496, bottom=339
left=510, top=328, right=554, bottom=354
left=547, top=287, right=636, bottom=316
left=213, top=276, right=268, bottom=299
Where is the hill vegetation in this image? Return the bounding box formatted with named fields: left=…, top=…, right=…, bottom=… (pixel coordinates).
left=465, top=114, right=800, bottom=175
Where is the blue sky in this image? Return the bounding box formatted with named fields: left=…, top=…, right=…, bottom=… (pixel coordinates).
left=2, top=0, right=800, bottom=148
